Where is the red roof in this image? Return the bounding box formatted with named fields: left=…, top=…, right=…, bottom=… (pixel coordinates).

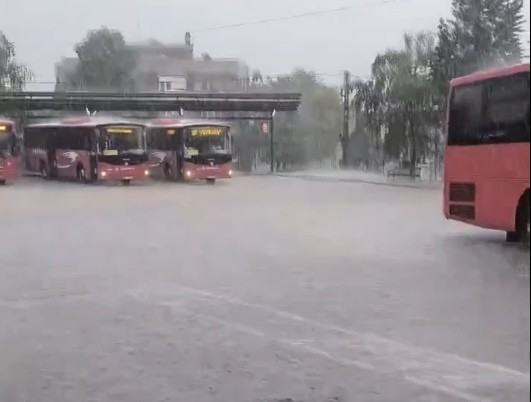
left=451, top=63, right=530, bottom=87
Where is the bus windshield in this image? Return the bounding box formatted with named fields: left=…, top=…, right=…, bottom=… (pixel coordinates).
left=99, top=126, right=144, bottom=154
left=184, top=126, right=230, bottom=156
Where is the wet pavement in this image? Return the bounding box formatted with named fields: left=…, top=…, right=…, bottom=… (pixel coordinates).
left=277, top=169, right=442, bottom=189
left=0, top=176, right=529, bottom=402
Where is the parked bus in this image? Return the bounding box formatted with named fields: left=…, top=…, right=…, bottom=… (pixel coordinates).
left=444, top=63, right=530, bottom=246
left=24, top=117, right=150, bottom=185
left=146, top=119, right=232, bottom=183
left=0, top=119, right=19, bottom=185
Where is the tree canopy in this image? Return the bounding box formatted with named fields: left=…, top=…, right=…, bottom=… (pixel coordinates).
left=236, top=0, right=526, bottom=173
left=266, top=70, right=342, bottom=170
left=349, top=0, right=525, bottom=173
left=0, top=31, right=31, bottom=91
left=233, top=69, right=342, bottom=172
left=67, top=28, right=136, bottom=91
left=353, top=32, right=440, bottom=171
left=431, top=0, right=525, bottom=101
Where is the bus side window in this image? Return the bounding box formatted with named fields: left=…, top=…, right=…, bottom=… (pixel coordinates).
left=449, top=84, right=484, bottom=145
left=45, top=129, right=57, bottom=150
left=146, top=130, right=153, bottom=149
left=23, top=129, right=36, bottom=150
left=56, top=127, right=66, bottom=149
left=82, top=129, right=92, bottom=151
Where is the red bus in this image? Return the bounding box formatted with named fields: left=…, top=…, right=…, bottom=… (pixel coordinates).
left=146, top=119, right=232, bottom=184
left=24, top=117, right=150, bottom=185
left=444, top=63, right=530, bottom=246
left=0, top=119, right=19, bottom=185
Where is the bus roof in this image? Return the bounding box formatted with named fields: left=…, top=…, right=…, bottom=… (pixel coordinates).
left=0, top=118, right=14, bottom=125
left=451, top=63, right=530, bottom=87
left=26, top=116, right=144, bottom=129
left=146, top=118, right=231, bottom=129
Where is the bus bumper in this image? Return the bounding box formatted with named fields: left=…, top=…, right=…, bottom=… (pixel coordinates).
left=0, top=158, right=18, bottom=183
left=97, top=163, right=150, bottom=182
left=182, top=162, right=232, bottom=182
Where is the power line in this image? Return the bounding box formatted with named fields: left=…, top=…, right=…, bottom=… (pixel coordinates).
left=192, top=0, right=408, bottom=33
left=194, top=6, right=350, bottom=32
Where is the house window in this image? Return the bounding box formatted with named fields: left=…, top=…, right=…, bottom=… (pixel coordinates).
left=159, top=81, right=172, bottom=92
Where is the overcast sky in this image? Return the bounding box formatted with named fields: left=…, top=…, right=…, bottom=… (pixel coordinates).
left=2, top=0, right=530, bottom=88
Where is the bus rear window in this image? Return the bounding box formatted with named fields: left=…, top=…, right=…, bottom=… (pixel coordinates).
left=448, top=84, right=484, bottom=145
left=448, top=71, right=530, bottom=146
left=484, top=73, right=530, bottom=143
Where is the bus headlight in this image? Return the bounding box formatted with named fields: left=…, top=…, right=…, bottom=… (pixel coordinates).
left=144, top=170, right=150, bottom=176
left=101, top=171, right=107, bottom=178
left=228, top=169, right=233, bottom=177
left=185, top=170, right=193, bottom=178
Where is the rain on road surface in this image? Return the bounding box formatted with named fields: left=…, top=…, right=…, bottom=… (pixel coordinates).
left=1, top=176, right=529, bottom=402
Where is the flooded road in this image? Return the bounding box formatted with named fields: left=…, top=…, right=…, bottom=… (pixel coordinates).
left=1, top=176, right=529, bottom=402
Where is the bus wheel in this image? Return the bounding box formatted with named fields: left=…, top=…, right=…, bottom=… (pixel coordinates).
left=77, top=166, right=87, bottom=183
left=517, top=192, right=530, bottom=249
left=122, top=179, right=131, bottom=186
left=510, top=192, right=530, bottom=248
left=506, top=231, right=520, bottom=243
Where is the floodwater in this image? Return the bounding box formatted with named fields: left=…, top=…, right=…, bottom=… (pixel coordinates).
left=0, top=176, right=529, bottom=402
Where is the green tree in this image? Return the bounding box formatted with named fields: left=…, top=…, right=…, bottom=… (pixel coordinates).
left=69, top=27, right=135, bottom=91
left=354, top=32, right=440, bottom=173
left=0, top=31, right=31, bottom=91
left=267, top=70, right=342, bottom=170
left=232, top=70, right=342, bottom=172
left=431, top=0, right=525, bottom=101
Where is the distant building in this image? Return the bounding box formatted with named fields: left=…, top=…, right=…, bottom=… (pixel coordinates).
left=55, top=33, right=250, bottom=93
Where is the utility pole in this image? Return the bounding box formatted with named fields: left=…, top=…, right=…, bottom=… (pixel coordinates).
left=340, top=70, right=353, bottom=168
left=270, top=109, right=276, bottom=174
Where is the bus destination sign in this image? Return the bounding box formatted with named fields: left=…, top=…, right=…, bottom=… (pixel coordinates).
left=106, top=127, right=134, bottom=134
left=190, top=127, right=224, bottom=137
